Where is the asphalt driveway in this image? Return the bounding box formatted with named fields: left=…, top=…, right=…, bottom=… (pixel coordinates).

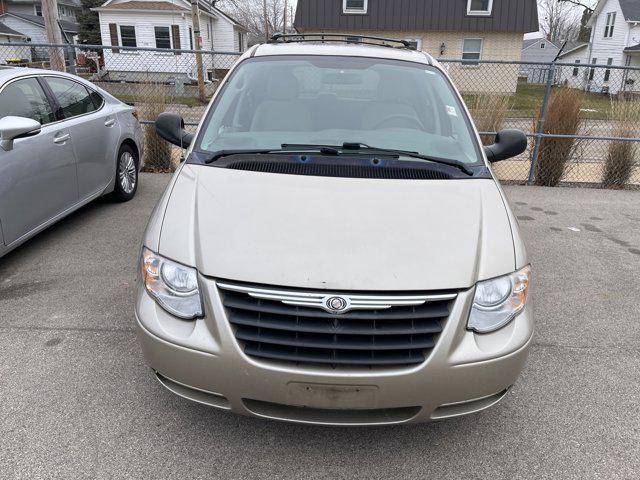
left=1, top=174, right=639, bottom=479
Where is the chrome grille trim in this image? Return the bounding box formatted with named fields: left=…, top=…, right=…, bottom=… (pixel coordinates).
left=216, top=282, right=457, bottom=314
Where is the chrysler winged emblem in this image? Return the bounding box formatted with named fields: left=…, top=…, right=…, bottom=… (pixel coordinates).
left=325, top=296, right=349, bottom=314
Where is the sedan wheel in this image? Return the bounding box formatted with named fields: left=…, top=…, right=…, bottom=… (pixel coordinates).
left=113, top=144, right=139, bottom=202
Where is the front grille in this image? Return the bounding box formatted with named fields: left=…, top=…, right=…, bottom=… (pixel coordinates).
left=217, top=282, right=456, bottom=369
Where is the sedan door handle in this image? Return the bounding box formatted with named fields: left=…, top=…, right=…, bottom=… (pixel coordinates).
left=104, top=118, right=116, bottom=127
left=53, top=134, right=70, bottom=144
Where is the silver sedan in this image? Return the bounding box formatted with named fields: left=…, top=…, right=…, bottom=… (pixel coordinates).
left=0, top=67, right=143, bottom=258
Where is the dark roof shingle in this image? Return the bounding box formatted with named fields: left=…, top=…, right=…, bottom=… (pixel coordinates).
left=0, top=21, right=27, bottom=37
left=294, top=0, right=539, bottom=34
left=6, top=13, right=78, bottom=33
left=619, top=0, right=640, bottom=21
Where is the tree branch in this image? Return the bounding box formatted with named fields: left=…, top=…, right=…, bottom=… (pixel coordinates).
left=558, top=0, right=594, bottom=13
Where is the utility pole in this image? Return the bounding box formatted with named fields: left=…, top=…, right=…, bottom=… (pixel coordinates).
left=190, top=0, right=206, bottom=102
left=263, top=0, right=269, bottom=41
left=283, top=0, right=287, bottom=34
left=41, top=0, right=65, bottom=71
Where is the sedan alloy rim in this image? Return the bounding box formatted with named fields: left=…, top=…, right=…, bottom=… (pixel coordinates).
left=119, top=152, right=137, bottom=194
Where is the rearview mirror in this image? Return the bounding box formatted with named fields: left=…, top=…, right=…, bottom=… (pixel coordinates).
left=155, top=113, right=194, bottom=149
left=483, top=129, right=528, bottom=163
left=0, top=116, right=42, bottom=151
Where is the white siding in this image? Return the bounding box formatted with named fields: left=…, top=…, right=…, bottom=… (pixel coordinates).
left=98, top=3, right=241, bottom=76
left=589, top=0, right=628, bottom=93
left=0, top=15, right=47, bottom=43
left=211, top=14, right=234, bottom=51
left=558, top=47, right=590, bottom=89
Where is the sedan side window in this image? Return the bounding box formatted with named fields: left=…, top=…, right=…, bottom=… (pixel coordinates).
left=0, top=78, right=55, bottom=125
left=45, top=77, right=98, bottom=119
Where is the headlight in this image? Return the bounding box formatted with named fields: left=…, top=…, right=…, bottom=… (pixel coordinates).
left=141, top=248, right=203, bottom=319
left=468, top=265, right=531, bottom=334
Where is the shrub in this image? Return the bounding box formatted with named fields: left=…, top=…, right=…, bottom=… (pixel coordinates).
left=470, top=95, right=511, bottom=146
left=533, top=87, right=583, bottom=187
left=603, top=100, right=639, bottom=188
left=138, top=81, right=173, bottom=172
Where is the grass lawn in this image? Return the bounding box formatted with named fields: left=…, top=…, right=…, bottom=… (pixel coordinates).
left=464, top=81, right=615, bottom=120
left=113, top=94, right=209, bottom=108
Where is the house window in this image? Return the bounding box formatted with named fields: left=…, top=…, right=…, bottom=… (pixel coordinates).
left=604, top=58, right=613, bottom=82
left=189, top=27, right=194, bottom=50
left=155, top=26, right=171, bottom=49
left=604, top=12, right=616, bottom=38
left=405, top=38, right=422, bottom=50
left=462, top=38, right=483, bottom=65
left=589, top=58, right=597, bottom=81
left=467, top=0, right=493, bottom=15
left=343, top=0, right=367, bottom=14
left=573, top=59, right=580, bottom=77
left=238, top=31, right=245, bottom=52
left=34, top=4, right=42, bottom=16
left=119, top=25, right=137, bottom=48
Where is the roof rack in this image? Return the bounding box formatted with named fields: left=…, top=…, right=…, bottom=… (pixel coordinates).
left=269, top=33, right=416, bottom=50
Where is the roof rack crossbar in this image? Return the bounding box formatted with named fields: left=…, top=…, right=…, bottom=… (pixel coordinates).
left=269, top=33, right=416, bottom=50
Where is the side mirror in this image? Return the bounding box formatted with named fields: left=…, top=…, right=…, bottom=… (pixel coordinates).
left=155, top=113, right=194, bottom=149
left=483, top=129, right=528, bottom=163
left=0, top=116, right=42, bottom=151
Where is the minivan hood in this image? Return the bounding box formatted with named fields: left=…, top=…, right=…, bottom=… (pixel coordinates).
left=158, top=165, right=516, bottom=291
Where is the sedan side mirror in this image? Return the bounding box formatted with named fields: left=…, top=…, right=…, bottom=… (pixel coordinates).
left=483, top=129, right=528, bottom=163
left=0, top=116, right=42, bottom=151
left=155, top=113, right=194, bottom=149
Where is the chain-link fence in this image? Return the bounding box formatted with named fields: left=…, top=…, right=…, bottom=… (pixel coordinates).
left=1, top=41, right=639, bottom=188
left=441, top=58, right=640, bottom=189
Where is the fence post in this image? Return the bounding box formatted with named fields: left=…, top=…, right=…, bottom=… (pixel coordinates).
left=66, top=44, right=77, bottom=76
left=528, top=62, right=556, bottom=185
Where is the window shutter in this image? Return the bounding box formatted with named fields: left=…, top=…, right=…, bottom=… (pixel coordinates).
left=171, top=25, right=181, bottom=55
left=109, top=23, right=120, bottom=53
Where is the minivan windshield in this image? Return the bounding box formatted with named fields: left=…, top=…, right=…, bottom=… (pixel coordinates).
left=196, top=55, right=481, bottom=164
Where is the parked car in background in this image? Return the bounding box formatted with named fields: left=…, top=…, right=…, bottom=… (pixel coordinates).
left=0, top=67, right=143, bottom=259
left=138, top=36, right=532, bottom=426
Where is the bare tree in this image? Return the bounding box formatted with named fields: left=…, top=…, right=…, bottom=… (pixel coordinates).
left=539, top=0, right=583, bottom=43
left=217, top=0, right=289, bottom=44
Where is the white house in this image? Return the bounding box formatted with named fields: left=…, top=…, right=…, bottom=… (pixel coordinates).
left=0, top=12, right=78, bottom=61
left=566, top=0, right=640, bottom=94
left=557, top=42, right=590, bottom=89
left=94, top=0, right=247, bottom=82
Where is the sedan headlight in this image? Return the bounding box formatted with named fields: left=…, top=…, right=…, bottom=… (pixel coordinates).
left=141, top=248, right=203, bottom=319
left=468, top=266, right=531, bottom=333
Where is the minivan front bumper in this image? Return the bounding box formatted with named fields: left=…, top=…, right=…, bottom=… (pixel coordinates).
left=135, top=278, right=533, bottom=426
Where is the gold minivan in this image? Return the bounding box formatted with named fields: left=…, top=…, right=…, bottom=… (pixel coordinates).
left=136, top=36, right=532, bottom=426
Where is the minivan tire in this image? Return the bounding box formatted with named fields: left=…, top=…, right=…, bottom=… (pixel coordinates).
left=113, top=144, right=139, bottom=202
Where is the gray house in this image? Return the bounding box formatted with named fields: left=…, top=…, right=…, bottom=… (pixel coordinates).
left=0, top=0, right=80, bottom=23
left=520, top=38, right=560, bottom=83
left=294, top=0, right=539, bottom=94
left=0, top=12, right=78, bottom=61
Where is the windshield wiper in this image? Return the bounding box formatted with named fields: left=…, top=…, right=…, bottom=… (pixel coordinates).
left=205, top=145, right=343, bottom=164
left=204, top=149, right=274, bottom=164
left=341, top=142, right=474, bottom=175
left=204, top=144, right=474, bottom=176
left=280, top=144, right=343, bottom=155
